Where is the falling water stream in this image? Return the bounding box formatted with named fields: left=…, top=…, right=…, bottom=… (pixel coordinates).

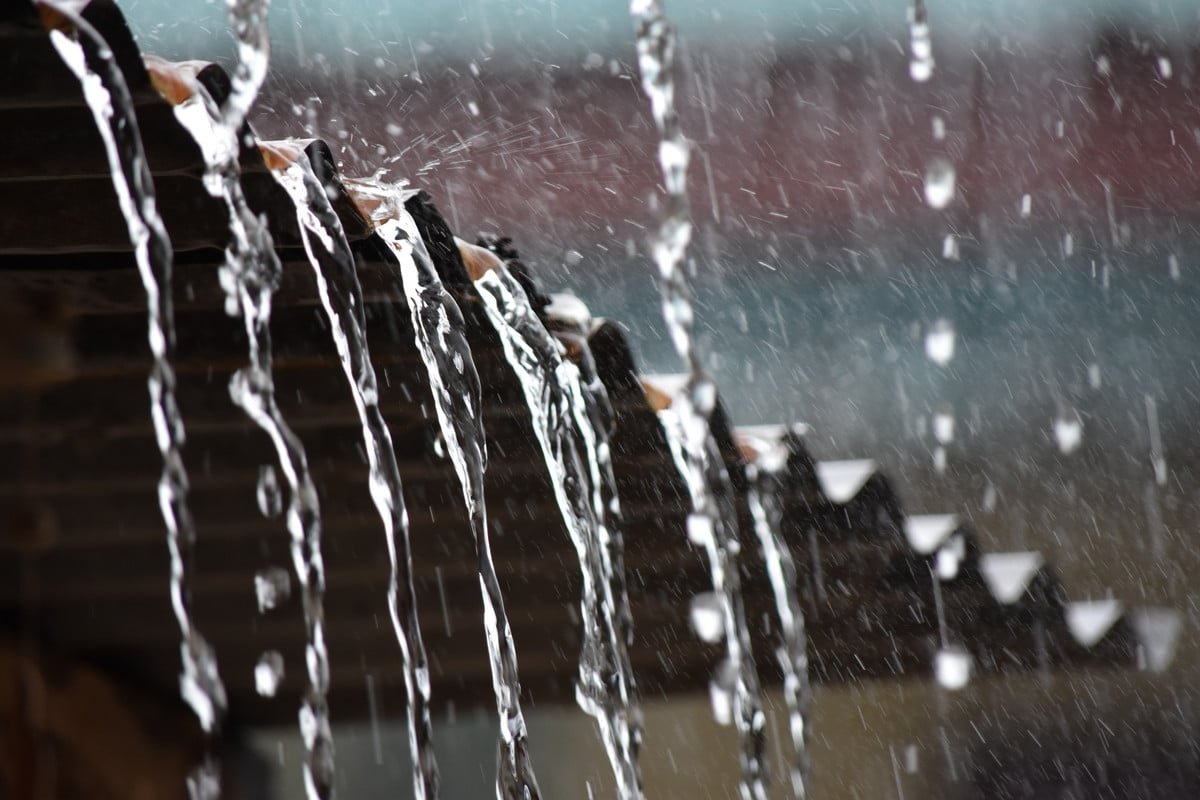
left=343, top=178, right=542, bottom=800
left=272, top=155, right=440, bottom=799
left=162, top=1, right=337, bottom=797
left=745, top=454, right=811, bottom=800
left=42, top=5, right=227, bottom=797
left=469, top=246, right=643, bottom=799
left=630, top=2, right=769, bottom=797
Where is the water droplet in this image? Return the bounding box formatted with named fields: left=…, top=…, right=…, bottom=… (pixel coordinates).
left=687, top=513, right=714, bottom=546
left=933, top=446, right=947, bottom=474
left=982, top=482, right=997, bottom=513
left=933, top=407, right=955, bottom=444
left=1158, top=56, right=1173, bottom=80
left=925, top=319, right=955, bottom=366
left=1088, top=363, right=1102, bottom=389
left=935, top=645, right=972, bottom=690
left=708, top=659, right=737, bottom=726
left=941, top=234, right=958, bottom=260
left=908, top=16, right=935, bottom=83
left=1020, top=194, right=1032, bottom=218
left=931, top=115, right=945, bottom=141
left=923, top=158, right=955, bottom=209
left=689, top=592, right=724, bottom=643
left=256, top=464, right=283, bottom=518
left=936, top=536, right=965, bottom=581
left=255, top=567, right=291, bottom=612
left=1054, top=409, right=1083, bottom=455
left=255, top=650, right=284, bottom=697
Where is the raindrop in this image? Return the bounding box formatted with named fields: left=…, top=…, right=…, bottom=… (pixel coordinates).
left=941, top=234, right=958, bottom=260
left=689, top=592, right=725, bottom=643
left=1054, top=409, right=1083, bottom=455
left=931, top=115, right=945, bottom=141
left=256, top=651, right=285, bottom=697
left=1169, top=254, right=1181, bottom=282
left=933, top=446, right=947, bottom=474
left=908, top=1, right=935, bottom=82
left=982, top=482, right=997, bottom=513
left=1088, top=363, right=1102, bottom=390
left=1020, top=194, right=1032, bottom=218
left=255, top=566, right=292, bottom=612
left=925, top=319, right=956, bottom=366
left=933, top=407, right=955, bottom=444
left=708, top=659, right=738, bottom=726
left=923, top=158, right=956, bottom=209
left=687, top=513, right=714, bottom=546
left=934, top=645, right=972, bottom=690
left=256, top=464, right=283, bottom=518
left=1158, top=56, right=1173, bottom=79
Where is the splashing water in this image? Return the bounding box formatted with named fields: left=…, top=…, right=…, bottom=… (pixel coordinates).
left=273, top=154, right=439, bottom=800
left=746, top=461, right=812, bottom=800
left=473, top=254, right=642, bottom=799
left=908, top=0, right=935, bottom=82
left=345, top=178, right=544, bottom=800
left=162, top=2, right=336, bottom=793
left=631, top=2, right=769, bottom=795
left=45, top=7, right=227, bottom=795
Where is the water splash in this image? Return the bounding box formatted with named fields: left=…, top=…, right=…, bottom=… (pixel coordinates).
left=746, top=461, right=811, bottom=800
left=344, top=178, right=542, bottom=800
left=44, top=7, right=227, bottom=795
left=472, top=251, right=642, bottom=798
left=272, top=153, right=439, bottom=799
left=160, top=2, right=335, bottom=792
left=631, top=2, right=769, bottom=795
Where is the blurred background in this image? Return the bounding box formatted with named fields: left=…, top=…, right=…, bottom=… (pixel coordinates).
left=99, top=0, right=1200, bottom=796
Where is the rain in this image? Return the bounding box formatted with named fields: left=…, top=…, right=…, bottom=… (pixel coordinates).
left=3, top=0, right=1200, bottom=798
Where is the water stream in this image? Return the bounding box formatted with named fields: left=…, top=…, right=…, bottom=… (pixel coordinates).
left=344, top=178, right=542, bottom=800
left=272, top=155, right=440, bottom=799
left=630, top=2, right=769, bottom=796
left=44, top=6, right=227, bottom=797
left=162, top=2, right=337, bottom=796
left=470, top=250, right=643, bottom=799
left=746, top=457, right=811, bottom=800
